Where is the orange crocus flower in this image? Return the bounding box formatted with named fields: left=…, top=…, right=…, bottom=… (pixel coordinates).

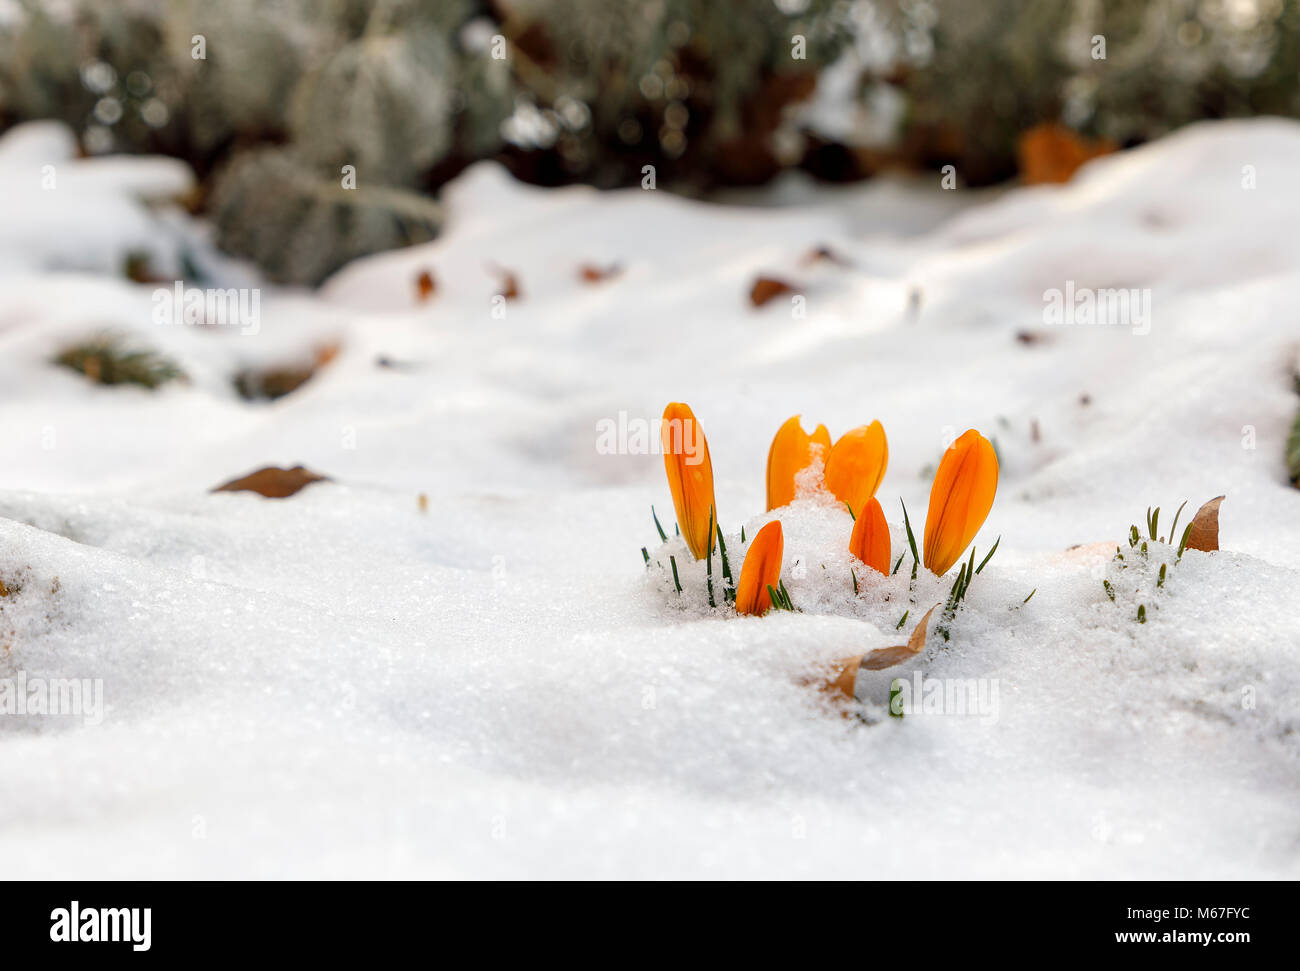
left=848, top=496, right=891, bottom=575
left=661, top=401, right=716, bottom=560
left=823, top=421, right=888, bottom=518
left=766, top=415, right=831, bottom=510
left=923, top=429, right=998, bottom=575
left=735, top=520, right=784, bottom=615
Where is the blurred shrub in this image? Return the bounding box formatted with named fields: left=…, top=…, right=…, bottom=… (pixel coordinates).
left=893, top=0, right=1300, bottom=183
left=3, top=0, right=1300, bottom=281
left=53, top=334, right=184, bottom=389
left=490, top=0, right=852, bottom=186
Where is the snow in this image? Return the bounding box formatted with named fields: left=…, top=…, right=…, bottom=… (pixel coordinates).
left=1, top=118, right=1298, bottom=877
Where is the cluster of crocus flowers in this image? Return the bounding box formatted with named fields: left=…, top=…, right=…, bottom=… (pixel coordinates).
left=657, top=402, right=998, bottom=619
left=766, top=416, right=887, bottom=518
left=768, top=416, right=997, bottom=583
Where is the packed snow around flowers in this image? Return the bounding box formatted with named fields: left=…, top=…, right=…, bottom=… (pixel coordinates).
left=647, top=404, right=1011, bottom=700
left=1, top=118, right=1300, bottom=878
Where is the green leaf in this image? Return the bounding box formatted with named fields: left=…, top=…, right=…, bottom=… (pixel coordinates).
left=705, top=507, right=716, bottom=608
left=717, top=524, right=735, bottom=600
left=651, top=505, right=668, bottom=543
left=1167, top=500, right=1188, bottom=548
left=900, top=499, right=920, bottom=565
left=669, top=556, right=682, bottom=594
left=766, top=583, right=794, bottom=613
left=975, top=537, right=1000, bottom=575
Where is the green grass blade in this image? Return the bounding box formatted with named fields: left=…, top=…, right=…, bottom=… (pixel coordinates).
left=975, top=537, right=1000, bottom=575
left=651, top=505, right=668, bottom=543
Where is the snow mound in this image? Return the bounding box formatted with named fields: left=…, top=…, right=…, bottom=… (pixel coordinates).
left=1, top=119, right=1298, bottom=877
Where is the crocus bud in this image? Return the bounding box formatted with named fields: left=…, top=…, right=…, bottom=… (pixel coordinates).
left=823, top=421, right=888, bottom=519
left=766, top=415, right=831, bottom=510
left=923, top=429, right=998, bottom=576
left=735, top=520, right=784, bottom=616
left=661, top=401, right=716, bottom=560
left=848, top=496, right=891, bottom=576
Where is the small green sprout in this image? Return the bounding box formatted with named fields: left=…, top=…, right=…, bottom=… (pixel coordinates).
left=651, top=506, right=668, bottom=543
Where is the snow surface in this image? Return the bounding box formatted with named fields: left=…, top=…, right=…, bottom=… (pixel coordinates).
left=1, top=118, right=1298, bottom=878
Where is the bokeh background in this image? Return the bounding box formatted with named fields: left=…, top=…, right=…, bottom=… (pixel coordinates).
left=3, top=0, right=1299, bottom=284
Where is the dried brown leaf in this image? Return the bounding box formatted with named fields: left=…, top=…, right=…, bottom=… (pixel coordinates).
left=578, top=262, right=622, bottom=284
left=862, top=604, right=939, bottom=671
left=824, top=655, right=862, bottom=700
left=213, top=465, right=329, bottom=499
left=801, top=245, right=851, bottom=268
left=823, top=604, right=939, bottom=700
left=488, top=264, right=521, bottom=300
left=749, top=276, right=799, bottom=308
left=1185, top=495, right=1225, bottom=552
left=233, top=342, right=340, bottom=401
left=1015, top=330, right=1051, bottom=345
left=416, top=269, right=436, bottom=302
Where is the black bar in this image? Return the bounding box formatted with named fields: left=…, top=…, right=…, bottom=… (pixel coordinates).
left=0, top=880, right=1280, bottom=958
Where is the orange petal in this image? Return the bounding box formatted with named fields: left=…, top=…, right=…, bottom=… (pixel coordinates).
left=922, top=429, right=998, bottom=575
left=735, top=520, right=784, bottom=616
left=661, top=402, right=716, bottom=560
left=823, top=421, right=888, bottom=518
left=766, top=415, right=831, bottom=511
left=848, top=496, right=891, bottom=575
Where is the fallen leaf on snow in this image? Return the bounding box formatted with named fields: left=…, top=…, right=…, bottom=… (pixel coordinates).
left=1016, top=329, right=1051, bottom=345
left=1185, top=495, right=1225, bottom=552
left=749, top=276, right=800, bottom=307
left=823, top=604, right=939, bottom=700
left=415, top=269, right=436, bottom=302
left=578, top=262, right=622, bottom=284
left=800, top=245, right=851, bottom=267
left=489, top=264, right=521, bottom=300
left=234, top=343, right=340, bottom=401
left=212, top=465, right=329, bottom=499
